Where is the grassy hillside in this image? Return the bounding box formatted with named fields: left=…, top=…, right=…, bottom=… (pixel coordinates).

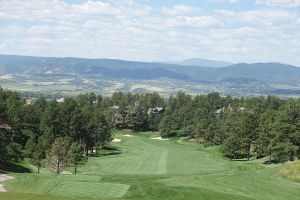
left=0, top=131, right=300, bottom=200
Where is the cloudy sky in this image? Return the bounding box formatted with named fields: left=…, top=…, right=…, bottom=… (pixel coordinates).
left=0, top=0, right=300, bottom=65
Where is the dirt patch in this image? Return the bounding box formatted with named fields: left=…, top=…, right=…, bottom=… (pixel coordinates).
left=0, top=174, right=14, bottom=192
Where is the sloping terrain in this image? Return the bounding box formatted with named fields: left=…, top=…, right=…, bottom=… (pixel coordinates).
left=177, top=58, right=233, bottom=68
left=1, top=132, right=299, bottom=200
left=1, top=55, right=300, bottom=97
left=1, top=55, right=300, bottom=84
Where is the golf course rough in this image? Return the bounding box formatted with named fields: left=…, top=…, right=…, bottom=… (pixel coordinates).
left=0, top=131, right=300, bottom=200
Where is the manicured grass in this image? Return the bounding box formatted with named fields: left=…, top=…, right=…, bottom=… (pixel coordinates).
left=1, top=174, right=128, bottom=200
left=1, top=131, right=300, bottom=200
left=49, top=181, right=129, bottom=198
left=81, top=133, right=227, bottom=176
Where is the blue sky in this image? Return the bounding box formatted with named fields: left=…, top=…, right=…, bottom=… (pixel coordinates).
left=65, top=0, right=255, bottom=11
left=0, top=0, right=300, bottom=66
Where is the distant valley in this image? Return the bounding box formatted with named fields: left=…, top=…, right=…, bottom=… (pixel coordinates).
left=1, top=55, right=300, bottom=98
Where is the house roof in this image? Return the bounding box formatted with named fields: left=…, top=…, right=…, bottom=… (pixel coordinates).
left=111, top=105, right=120, bottom=110
left=148, top=107, right=165, bottom=114
left=0, top=123, right=11, bottom=130
left=56, top=98, right=65, bottom=103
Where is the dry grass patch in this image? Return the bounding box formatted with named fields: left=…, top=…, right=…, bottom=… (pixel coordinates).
left=279, top=160, right=300, bottom=182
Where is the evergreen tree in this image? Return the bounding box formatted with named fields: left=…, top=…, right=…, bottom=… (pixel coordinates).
left=46, top=137, right=69, bottom=174
left=68, top=142, right=85, bottom=174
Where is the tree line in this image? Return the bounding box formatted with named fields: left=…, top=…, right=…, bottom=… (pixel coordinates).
left=1, top=88, right=299, bottom=172
left=0, top=88, right=111, bottom=173
left=157, top=92, right=299, bottom=163
left=100, top=91, right=299, bottom=163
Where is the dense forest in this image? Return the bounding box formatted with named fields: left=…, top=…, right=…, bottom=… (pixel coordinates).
left=1, top=88, right=299, bottom=174
left=0, top=88, right=111, bottom=173
left=104, top=91, right=299, bottom=163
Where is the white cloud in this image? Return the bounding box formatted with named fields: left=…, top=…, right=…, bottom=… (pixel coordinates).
left=255, top=0, right=300, bottom=7
left=0, top=11, right=6, bottom=19
left=0, top=0, right=299, bottom=66
left=214, top=9, right=235, bottom=17
left=215, top=8, right=297, bottom=27
left=166, top=16, right=220, bottom=28
left=71, top=1, right=120, bottom=15
left=162, top=4, right=201, bottom=16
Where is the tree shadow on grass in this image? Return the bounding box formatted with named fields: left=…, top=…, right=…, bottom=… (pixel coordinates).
left=89, top=145, right=122, bottom=157
left=232, top=158, right=254, bottom=162
left=103, top=146, right=121, bottom=151
left=89, top=151, right=122, bottom=157
left=263, top=160, right=283, bottom=164
left=0, top=161, right=31, bottom=173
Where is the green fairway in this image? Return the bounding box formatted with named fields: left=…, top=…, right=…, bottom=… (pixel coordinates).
left=82, top=133, right=227, bottom=176
left=1, top=131, right=300, bottom=200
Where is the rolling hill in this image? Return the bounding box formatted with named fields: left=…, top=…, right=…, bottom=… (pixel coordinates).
left=177, top=58, right=233, bottom=68
left=1, top=54, right=300, bottom=97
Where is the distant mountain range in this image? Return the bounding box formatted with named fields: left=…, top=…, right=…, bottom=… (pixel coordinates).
left=0, top=55, right=299, bottom=84
left=167, top=58, right=233, bottom=68
left=1, top=54, right=300, bottom=97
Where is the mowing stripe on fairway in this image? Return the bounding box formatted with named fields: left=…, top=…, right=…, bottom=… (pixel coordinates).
left=156, top=149, right=168, bottom=174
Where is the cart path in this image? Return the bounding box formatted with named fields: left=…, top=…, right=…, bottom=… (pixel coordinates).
left=0, top=174, right=14, bottom=192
